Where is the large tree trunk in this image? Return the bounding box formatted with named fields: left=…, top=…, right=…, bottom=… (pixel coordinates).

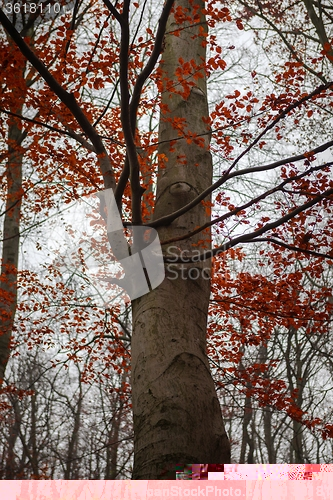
left=0, top=29, right=30, bottom=386
left=131, top=0, right=230, bottom=479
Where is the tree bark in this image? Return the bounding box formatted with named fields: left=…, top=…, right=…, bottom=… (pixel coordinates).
left=0, top=26, right=31, bottom=385
left=239, top=390, right=254, bottom=464
left=131, top=0, right=230, bottom=479
left=0, top=115, right=24, bottom=385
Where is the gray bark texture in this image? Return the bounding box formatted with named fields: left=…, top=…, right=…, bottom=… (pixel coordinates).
left=131, top=0, right=230, bottom=479
left=0, top=118, right=24, bottom=385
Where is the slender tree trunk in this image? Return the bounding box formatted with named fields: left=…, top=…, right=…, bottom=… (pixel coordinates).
left=4, top=398, right=21, bottom=478
left=286, top=328, right=306, bottom=463
left=239, top=389, right=254, bottom=464
left=64, top=384, right=82, bottom=479
left=259, top=344, right=276, bottom=463
left=105, top=371, right=127, bottom=479
left=0, top=23, right=33, bottom=387
left=131, top=0, right=230, bottom=479
left=0, top=116, right=24, bottom=385
left=263, top=406, right=275, bottom=462
left=29, top=391, right=39, bottom=477
left=292, top=337, right=305, bottom=463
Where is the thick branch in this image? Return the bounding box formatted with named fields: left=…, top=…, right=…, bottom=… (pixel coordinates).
left=303, top=0, right=332, bottom=53
left=115, top=0, right=174, bottom=209
left=249, top=237, right=333, bottom=260
left=130, top=0, right=175, bottom=127
left=119, top=0, right=142, bottom=224
left=164, top=187, right=333, bottom=262
left=160, top=161, right=333, bottom=245
left=102, top=0, right=122, bottom=23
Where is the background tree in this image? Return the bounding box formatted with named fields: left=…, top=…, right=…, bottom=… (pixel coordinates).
left=0, top=19, right=29, bottom=385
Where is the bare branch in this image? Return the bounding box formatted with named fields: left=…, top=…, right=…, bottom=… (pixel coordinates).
left=164, top=187, right=333, bottom=262
left=118, top=0, right=142, bottom=224
left=238, top=0, right=329, bottom=82
left=0, top=107, right=95, bottom=151
left=303, top=0, right=333, bottom=56
left=102, top=0, right=122, bottom=23
left=160, top=162, right=333, bottom=245
left=249, top=237, right=333, bottom=260
left=130, top=0, right=175, bottom=126
left=115, top=0, right=174, bottom=206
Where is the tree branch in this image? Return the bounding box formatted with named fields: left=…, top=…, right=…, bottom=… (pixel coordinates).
left=0, top=8, right=116, bottom=190
left=118, top=0, right=143, bottom=224
left=238, top=0, right=329, bottom=83
left=303, top=0, right=332, bottom=58
left=0, top=107, right=95, bottom=151
left=130, top=0, right=174, bottom=127
left=164, top=187, right=333, bottom=262
left=160, top=161, right=333, bottom=245
left=148, top=84, right=333, bottom=230
left=248, top=237, right=333, bottom=260
left=102, top=0, right=122, bottom=23
left=115, top=0, right=174, bottom=211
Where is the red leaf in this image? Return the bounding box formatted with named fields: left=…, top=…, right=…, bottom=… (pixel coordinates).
left=236, top=19, right=244, bottom=30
